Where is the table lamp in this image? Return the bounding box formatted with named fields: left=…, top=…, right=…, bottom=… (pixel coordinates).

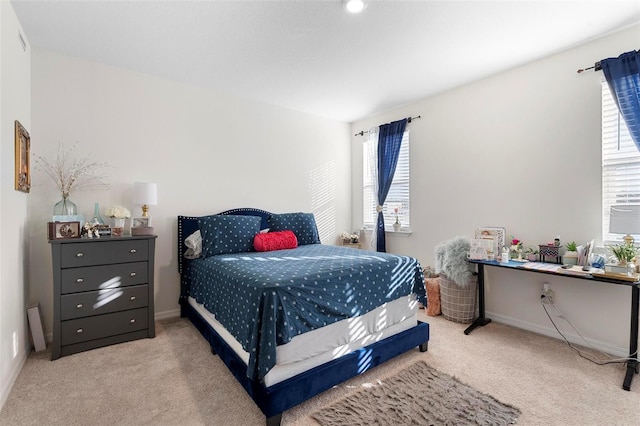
left=609, top=205, right=640, bottom=245
left=132, top=182, right=157, bottom=218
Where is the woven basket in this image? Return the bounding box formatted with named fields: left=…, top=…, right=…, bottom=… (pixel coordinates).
left=439, top=274, right=478, bottom=324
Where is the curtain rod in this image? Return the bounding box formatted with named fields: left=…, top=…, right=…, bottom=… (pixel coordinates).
left=577, top=61, right=602, bottom=74
left=578, top=49, right=640, bottom=73
left=354, top=115, right=421, bottom=137
left=577, top=49, right=640, bottom=73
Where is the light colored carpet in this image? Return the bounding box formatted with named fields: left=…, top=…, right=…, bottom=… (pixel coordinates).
left=311, top=360, right=520, bottom=425
left=1, top=312, right=640, bottom=425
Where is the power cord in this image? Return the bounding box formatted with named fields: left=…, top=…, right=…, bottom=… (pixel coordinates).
left=541, top=300, right=638, bottom=365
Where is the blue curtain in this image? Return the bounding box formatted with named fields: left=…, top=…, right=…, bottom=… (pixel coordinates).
left=376, top=118, right=408, bottom=252
left=601, top=50, right=640, bottom=150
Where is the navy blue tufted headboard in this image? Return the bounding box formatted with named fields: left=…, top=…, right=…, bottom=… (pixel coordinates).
left=178, top=208, right=272, bottom=274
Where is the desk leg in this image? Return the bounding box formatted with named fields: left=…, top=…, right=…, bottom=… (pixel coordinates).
left=623, top=285, right=639, bottom=390
left=464, top=263, right=492, bottom=335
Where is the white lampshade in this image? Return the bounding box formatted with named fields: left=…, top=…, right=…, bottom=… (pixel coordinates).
left=132, top=182, right=157, bottom=217
left=609, top=205, right=640, bottom=244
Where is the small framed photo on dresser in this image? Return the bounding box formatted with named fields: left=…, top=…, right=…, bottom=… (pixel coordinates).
left=48, top=221, right=81, bottom=240
left=132, top=217, right=150, bottom=228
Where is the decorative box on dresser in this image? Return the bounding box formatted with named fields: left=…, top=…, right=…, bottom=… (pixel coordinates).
left=49, top=235, right=157, bottom=360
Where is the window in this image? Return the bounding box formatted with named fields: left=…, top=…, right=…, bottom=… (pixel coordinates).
left=363, top=130, right=410, bottom=229
left=602, top=80, right=636, bottom=243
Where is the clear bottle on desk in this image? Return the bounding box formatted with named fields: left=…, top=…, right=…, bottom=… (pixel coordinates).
left=501, top=246, right=510, bottom=264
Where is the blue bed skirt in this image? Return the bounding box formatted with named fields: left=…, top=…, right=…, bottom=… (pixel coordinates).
left=182, top=302, right=429, bottom=423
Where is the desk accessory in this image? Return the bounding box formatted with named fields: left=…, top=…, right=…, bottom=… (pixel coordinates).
left=500, top=246, right=509, bottom=264
left=605, top=263, right=634, bottom=275
left=469, top=239, right=488, bottom=260
left=539, top=244, right=561, bottom=264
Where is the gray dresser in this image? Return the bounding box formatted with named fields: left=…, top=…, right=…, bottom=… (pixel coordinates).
left=49, top=235, right=157, bottom=360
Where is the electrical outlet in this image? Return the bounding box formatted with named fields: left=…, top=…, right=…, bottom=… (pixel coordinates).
left=540, top=283, right=554, bottom=304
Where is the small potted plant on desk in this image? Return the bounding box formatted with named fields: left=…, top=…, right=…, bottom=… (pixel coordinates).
left=525, top=246, right=539, bottom=262
left=606, top=241, right=638, bottom=274
left=563, top=241, right=579, bottom=265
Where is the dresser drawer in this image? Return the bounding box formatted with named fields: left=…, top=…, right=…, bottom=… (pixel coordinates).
left=60, top=240, right=149, bottom=268
left=61, top=262, right=148, bottom=294
left=61, top=285, right=149, bottom=320
left=61, top=308, right=149, bottom=346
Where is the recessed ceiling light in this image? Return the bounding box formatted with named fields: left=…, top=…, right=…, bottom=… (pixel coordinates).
left=343, top=0, right=366, bottom=14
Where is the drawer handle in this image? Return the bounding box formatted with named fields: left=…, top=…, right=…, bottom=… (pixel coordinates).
left=130, top=319, right=136, bottom=324
left=76, top=304, right=83, bottom=309
left=76, top=252, right=84, bottom=257
left=76, top=278, right=84, bottom=283
left=130, top=249, right=137, bottom=254
left=130, top=296, right=136, bottom=301
left=130, top=272, right=136, bottom=277
left=76, top=328, right=83, bottom=334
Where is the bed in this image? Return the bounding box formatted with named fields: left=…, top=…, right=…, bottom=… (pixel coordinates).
left=177, top=208, right=429, bottom=425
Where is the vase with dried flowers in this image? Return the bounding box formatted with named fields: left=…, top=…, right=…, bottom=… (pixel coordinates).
left=106, top=206, right=131, bottom=237
left=33, top=142, right=110, bottom=215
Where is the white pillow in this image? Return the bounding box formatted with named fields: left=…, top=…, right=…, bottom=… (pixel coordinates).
left=184, top=230, right=202, bottom=259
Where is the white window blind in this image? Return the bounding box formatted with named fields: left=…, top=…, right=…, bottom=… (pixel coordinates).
left=602, top=80, right=636, bottom=243
left=363, top=130, right=410, bottom=228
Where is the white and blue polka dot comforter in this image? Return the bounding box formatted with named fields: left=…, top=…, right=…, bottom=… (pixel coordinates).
left=188, top=244, right=425, bottom=381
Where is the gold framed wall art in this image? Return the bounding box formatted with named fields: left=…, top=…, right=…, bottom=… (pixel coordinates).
left=14, top=120, right=30, bottom=193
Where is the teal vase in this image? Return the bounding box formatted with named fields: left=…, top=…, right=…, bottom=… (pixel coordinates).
left=91, top=202, right=105, bottom=225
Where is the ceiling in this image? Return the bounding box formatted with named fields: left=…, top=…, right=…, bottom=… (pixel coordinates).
left=10, top=0, right=640, bottom=123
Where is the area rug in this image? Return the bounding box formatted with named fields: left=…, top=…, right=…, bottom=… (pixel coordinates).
left=311, top=361, right=520, bottom=426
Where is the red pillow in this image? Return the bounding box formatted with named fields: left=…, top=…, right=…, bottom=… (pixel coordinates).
left=254, top=230, right=298, bottom=252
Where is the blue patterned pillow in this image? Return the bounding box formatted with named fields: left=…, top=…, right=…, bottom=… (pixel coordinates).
left=198, top=215, right=261, bottom=257
left=269, top=212, right=320, bottom=246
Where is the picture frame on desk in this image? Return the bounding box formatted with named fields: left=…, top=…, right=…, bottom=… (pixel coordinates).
left=474, top=226, right=505, bottom=258
left=47, top=221, right=81, bottom=240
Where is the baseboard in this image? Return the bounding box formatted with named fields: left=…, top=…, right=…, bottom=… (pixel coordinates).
left=487, top=311, right=627, bottom=358
left=0, top=345, right=29, bottom=411
left=155, top=308, right=180, bottom=321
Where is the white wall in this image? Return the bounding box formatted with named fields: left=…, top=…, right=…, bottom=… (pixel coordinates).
left=0, top=1, right=31, bottom=409
left=351, top=24, right=640, bottom=355
left=28, top=49, right=351, bottom=337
